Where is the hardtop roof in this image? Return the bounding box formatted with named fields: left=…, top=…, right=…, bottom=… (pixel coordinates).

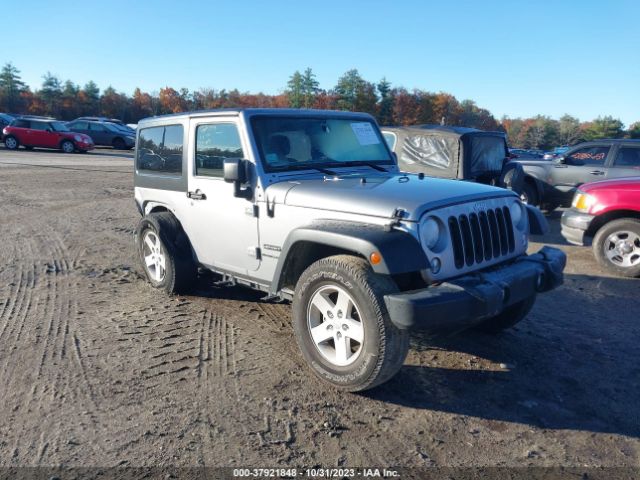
left=138, top=108, right=376, bottom=125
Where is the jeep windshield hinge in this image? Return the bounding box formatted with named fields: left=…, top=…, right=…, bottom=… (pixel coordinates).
left=384, top=208, right=407, bottom=232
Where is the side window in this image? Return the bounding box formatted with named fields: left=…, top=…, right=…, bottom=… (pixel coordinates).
left=566, top=146, right=610, bottom=166
left=382, top=132, right=397, bottom=150
left=195, top=123, right=244, bottom=177
left=31, top=121, right=49, bottom=131
left=89, top=123, right=105, bottom=132
left=613, top=147, right=640, bottom=168
left=137, top=125, right=184, bottom=175
left=12, top=119, right=30, bottom=128
left=71, top=122, right=89, bottom=130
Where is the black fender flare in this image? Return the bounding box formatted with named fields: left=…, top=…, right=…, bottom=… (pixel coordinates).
left=526, top=204, right=549, bottom=235
left=270, top=220, right=428, bottom=294
left=522, top=171, right=546, bottom=201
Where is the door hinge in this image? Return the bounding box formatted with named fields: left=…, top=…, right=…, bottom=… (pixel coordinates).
left=245, top=205, right=259, bottom=217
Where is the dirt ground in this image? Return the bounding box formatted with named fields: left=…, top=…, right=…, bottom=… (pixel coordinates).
left=0, top=148, right=638, bottom=471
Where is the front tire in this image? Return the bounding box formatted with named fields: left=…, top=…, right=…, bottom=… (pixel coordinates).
left=592, top=218, right=640, bottom=278
left=135, top=212, right=197, bottom=293
left=474, top=295, right=536, bottom=333
left=61, top=140, right=75, bottom=153
left=292, top=255, right=409, bottom=391
left=4, top=136, right=19, bottom=150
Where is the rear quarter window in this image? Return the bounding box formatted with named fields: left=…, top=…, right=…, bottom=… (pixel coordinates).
left=136, top=125, right=184, bottom=176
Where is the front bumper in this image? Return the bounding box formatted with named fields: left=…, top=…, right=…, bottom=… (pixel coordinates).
left=561, top=209, right=595, bottom=246
left=77, top=141, right=94, bottom=151
left=384, top=246, right=566, bottom=334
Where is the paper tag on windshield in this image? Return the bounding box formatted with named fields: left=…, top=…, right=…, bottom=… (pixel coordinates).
left=351, top=122, right=380, bottom=146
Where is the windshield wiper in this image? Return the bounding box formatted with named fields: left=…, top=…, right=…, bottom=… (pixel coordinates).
left=270, top=164, right=337, bottom=176
left=361, top=162, right=388, bottom=172
left=338, top=161, right=389, bottom=172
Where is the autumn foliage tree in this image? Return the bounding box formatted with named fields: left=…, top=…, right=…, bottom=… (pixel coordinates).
left=0, top=61, right=636, bottom=147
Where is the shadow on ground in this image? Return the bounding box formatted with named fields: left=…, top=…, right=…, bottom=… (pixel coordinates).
left=366, top=273, right=640, bottom=438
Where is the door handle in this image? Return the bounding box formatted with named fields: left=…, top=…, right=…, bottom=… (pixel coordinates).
left=187, top=189, right=206, bottom=200
left=589, top=170, right=605, bottom=176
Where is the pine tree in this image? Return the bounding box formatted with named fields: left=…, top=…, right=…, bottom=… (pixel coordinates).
left=301, top=68, right=319, bottom=108
left=0, top=62, right=27, bottom=112
left=286, top=71, right=304, bottom=108
left=377, top=78, right=394, bottom=126
left=40, top=72, right=63, bottom=116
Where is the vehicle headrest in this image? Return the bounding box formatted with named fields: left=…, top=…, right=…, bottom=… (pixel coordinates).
left=268, top=135, right=290, bottom=156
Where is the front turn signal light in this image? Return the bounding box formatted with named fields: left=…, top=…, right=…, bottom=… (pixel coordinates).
left=572, top=191, right=596, bottom=212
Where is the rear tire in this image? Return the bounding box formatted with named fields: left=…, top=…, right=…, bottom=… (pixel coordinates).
left=135, top=212, right=197, bottom=294
left=474, top=295, right=536, bottom=333
left=292, top=255, right=410, bottom=391
left=4, top=136, right=19, bottom=150
left=592, top=218, right=640, bottom=278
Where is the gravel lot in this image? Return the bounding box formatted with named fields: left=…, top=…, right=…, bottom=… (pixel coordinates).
left=0, top=148, right=638, bottom=471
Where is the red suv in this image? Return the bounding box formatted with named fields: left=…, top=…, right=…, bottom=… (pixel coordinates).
left=2, top=116, right=94, bottom=153
left=561, top=176, right=640, bottom=277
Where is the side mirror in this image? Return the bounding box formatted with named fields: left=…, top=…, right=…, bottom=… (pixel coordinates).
left=223, top=158, right=247, bottom=184
left=223, top=158, right=252, bottom=199
left=553, top=156, right=566, bottom=164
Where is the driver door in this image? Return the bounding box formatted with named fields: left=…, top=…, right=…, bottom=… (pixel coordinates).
left=30, top=121, right=58, bottom=148
left=179, top=118, right=260, bottom=274
left=550, top=144, right=611, bottom=193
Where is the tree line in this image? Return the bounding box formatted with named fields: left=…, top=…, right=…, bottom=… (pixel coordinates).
left=1, top=62, right=638, bottom=149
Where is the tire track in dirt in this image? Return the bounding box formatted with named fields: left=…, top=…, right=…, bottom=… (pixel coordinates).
left=2, top=215, right=109, bottom=464
left=189, top=297, right=303, bottom=466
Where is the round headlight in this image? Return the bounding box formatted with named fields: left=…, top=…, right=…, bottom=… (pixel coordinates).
left=510, top=201, right=526, bottom=231
left=74, top=135, right=82, bottom=142
left=422, top=217, right=443, bottom=250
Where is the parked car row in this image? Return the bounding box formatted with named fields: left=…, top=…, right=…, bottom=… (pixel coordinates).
left=1, top=113, right=135, bottom=153
left=2, top=116, right=94, bottom=153
left=509, top=148, right=544, bottom=159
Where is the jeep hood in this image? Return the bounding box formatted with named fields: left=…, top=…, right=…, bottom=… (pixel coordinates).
left=264, top=173, right=515, bottom=221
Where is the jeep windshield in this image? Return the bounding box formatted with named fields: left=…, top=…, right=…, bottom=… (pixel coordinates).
left=251, top=116, right=393, bottom=173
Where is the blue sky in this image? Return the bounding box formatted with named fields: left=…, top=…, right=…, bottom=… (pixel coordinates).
left=4, top=0, right=639, bottom=125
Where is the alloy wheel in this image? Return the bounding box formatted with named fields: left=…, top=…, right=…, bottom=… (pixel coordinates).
left=604, top=230, right=640, bottom=268
left=142, top=231, right=166, bottom=282
left=306, top=284, right=365, bottom=367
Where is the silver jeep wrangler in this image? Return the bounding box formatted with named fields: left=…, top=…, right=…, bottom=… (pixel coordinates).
left=133, top=109, right=566, bottom=391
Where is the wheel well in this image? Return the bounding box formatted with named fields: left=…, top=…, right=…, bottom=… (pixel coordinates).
left=523, top=175, right=539, bottom=193
left=278, top=241, right=365, bottom=292
left=587, top=210, right=640, bottom=238
left=147, top=205, right=169, bottom=215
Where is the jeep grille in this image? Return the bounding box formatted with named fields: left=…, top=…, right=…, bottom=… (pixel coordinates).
left=448, top=206, right=515, bottom=269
